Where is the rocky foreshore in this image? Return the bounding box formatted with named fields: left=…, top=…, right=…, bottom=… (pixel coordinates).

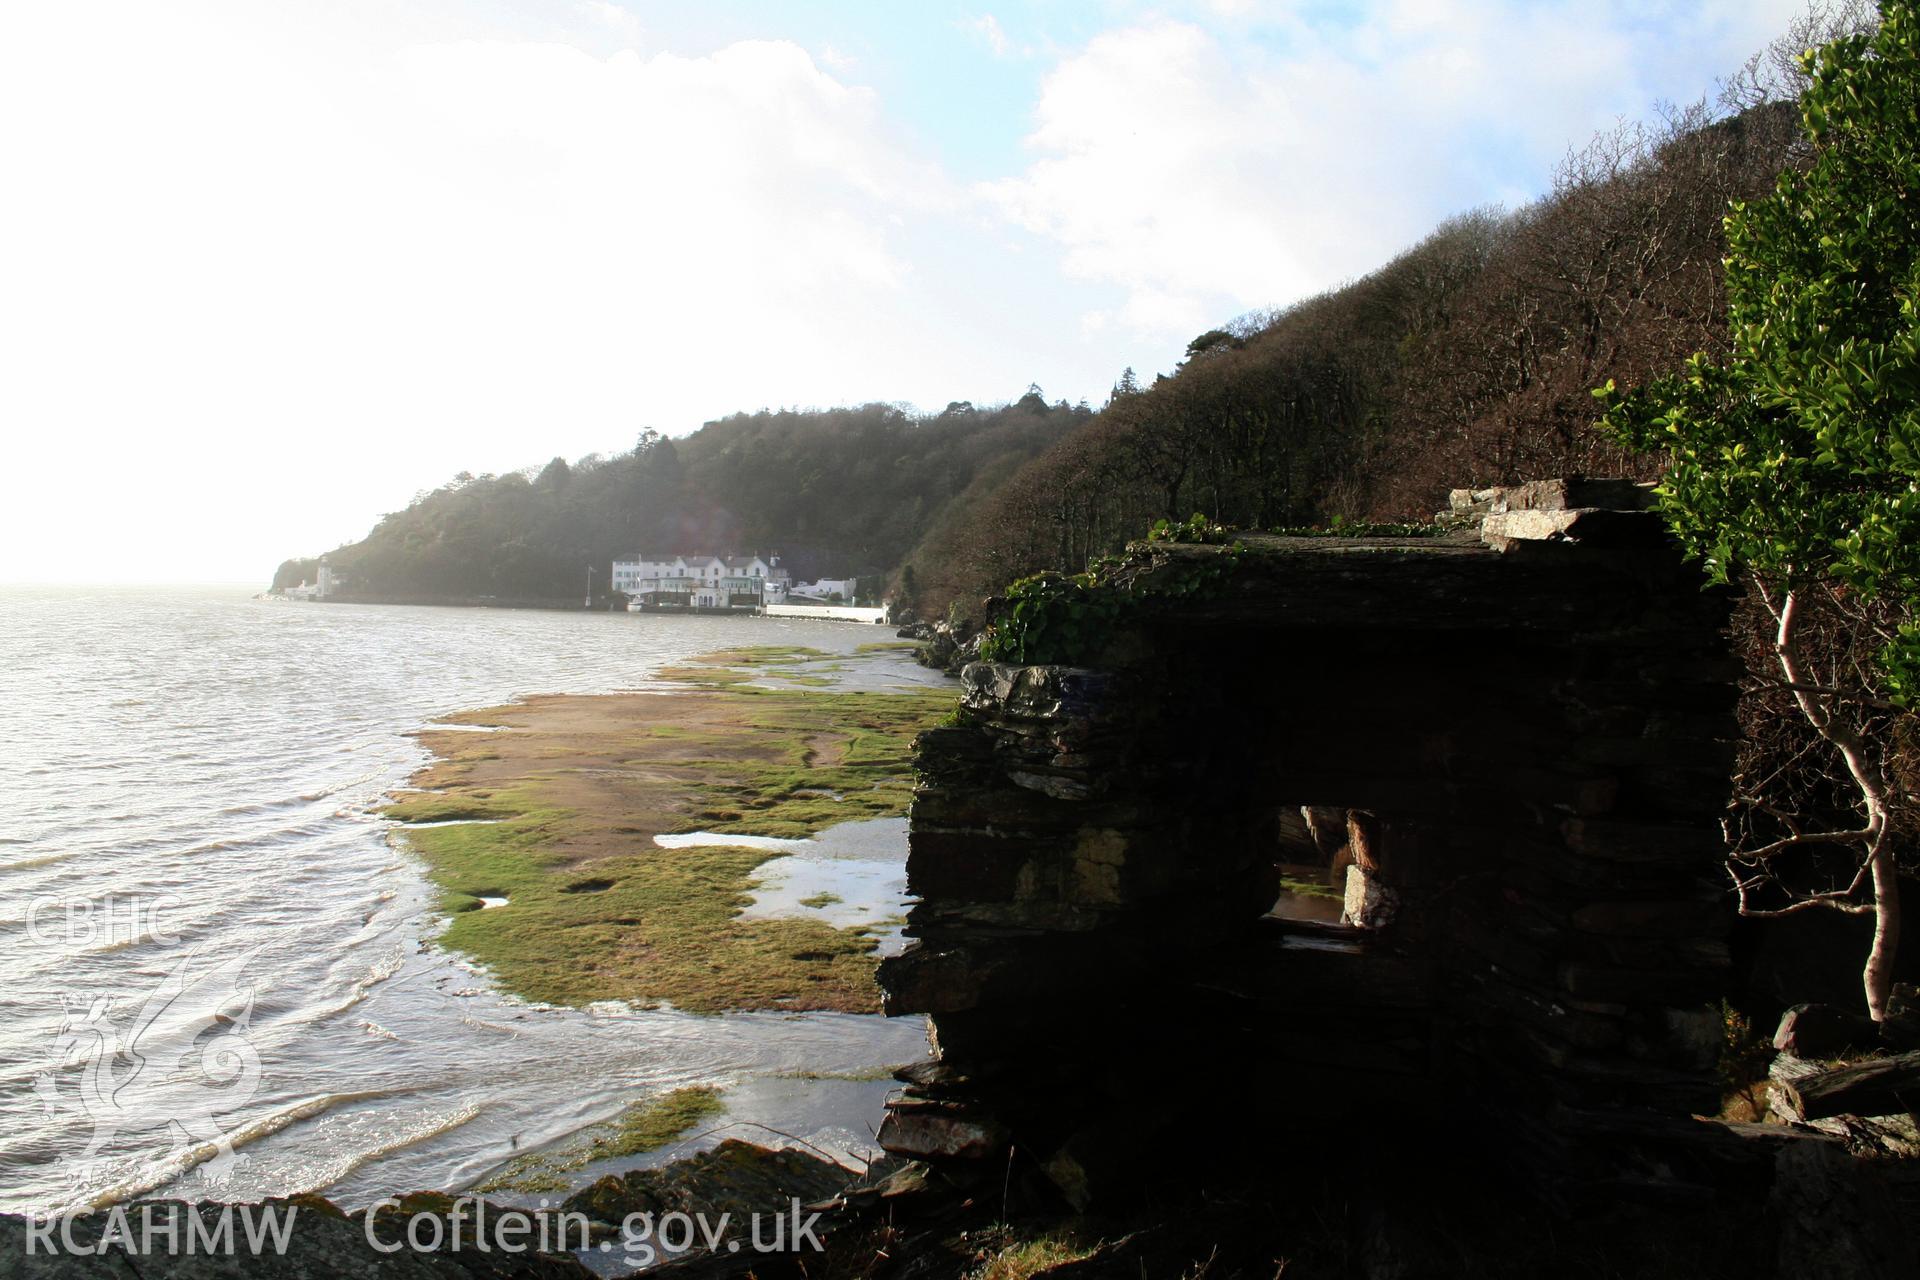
left=1, top=1139, right=871, bottom=1278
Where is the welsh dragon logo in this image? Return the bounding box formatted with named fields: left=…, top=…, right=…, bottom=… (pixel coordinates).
left=33, top=946, right=264, bottom=1189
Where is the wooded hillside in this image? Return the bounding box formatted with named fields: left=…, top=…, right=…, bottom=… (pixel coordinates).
left=900, top=96, right=1807, bottom=616
left=286, top=393, right=1088, bottom=601
left=279, top=11, right=1860, bottom=619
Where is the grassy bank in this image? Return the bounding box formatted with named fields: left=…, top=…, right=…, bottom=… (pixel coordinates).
left=386, top=646, right=952, bottom=1012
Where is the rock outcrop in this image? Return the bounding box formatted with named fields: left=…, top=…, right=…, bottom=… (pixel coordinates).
left=563, top=1139, right=857, bottom=1227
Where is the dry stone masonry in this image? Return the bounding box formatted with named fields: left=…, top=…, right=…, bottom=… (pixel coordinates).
left=879, top=479, right=1756, bottom=1203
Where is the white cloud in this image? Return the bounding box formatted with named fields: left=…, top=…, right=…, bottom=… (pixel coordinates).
left=984, top=1, right=1811, bottom=340
left=0, top=2, right=959, bottom=580
left=969, top=14, right=1013, bottom=58
left=0, top=0, right=1826, bottom=581
left=575, top=1, right=644, bottom=44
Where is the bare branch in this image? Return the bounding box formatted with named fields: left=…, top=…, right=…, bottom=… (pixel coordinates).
left=1737, top=897, right=1875, bottom=919
left=1747, top=678, right=1906, bottom=712
left=1731, top=825, right=1878, bottom=860
left=1729, top=865, right=1875, bottom=918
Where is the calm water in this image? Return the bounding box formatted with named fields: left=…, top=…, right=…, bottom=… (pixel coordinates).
left=0, top=586, right=944, bottom=1215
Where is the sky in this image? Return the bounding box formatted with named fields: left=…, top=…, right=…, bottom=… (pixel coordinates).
left=0, top=0, right=1812, bottom=584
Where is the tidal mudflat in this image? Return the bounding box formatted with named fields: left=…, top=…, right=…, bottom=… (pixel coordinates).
left=386, top=645, right=952, bottom=1014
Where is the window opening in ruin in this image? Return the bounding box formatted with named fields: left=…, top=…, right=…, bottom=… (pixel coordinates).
left=1267, top=805, right=1398, bottom=931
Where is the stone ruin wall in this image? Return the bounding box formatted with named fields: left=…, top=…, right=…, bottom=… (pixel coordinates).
left=877, top=479, right=1747, bottom=1203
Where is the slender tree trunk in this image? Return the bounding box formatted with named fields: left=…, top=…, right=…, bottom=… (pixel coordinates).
left=1865, top=838, right=1901, bottom=1022
left=1773, top=587, right=1900, bottom=1020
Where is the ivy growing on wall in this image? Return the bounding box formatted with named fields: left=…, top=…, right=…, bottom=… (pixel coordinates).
left=1146, top=513, right=1239, bottom=544
left=979, top=523, right=1248, bottom=665
left=1266, top=516, right=1443, bottom=538
left=979, top=513, right=1443, bottom=665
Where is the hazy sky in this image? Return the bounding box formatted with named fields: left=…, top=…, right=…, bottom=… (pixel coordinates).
left=1, top=0, right=1808, bottom=583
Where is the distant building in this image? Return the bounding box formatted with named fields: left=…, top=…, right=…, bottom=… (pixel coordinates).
left=786, top=576, right=860, bottom=603
left=315, top=562, right=346, bottom=599
left=281, top=559, right=346, bottom=602
left=612, top=553, right=790, bottom=611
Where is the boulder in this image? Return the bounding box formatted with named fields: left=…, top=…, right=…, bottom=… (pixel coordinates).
left=1481, top=508, right=1668, bottom=548
left=562, top=1139, right=857, bottom=1227
left=1343, top=864, right=1398, bottom=929
left=892, top=1058, right=979, bottom=1094
left=914, top=622, right=961, bottom=670
left=875, top=1102, right=1010, bottom=1162
left=1774, top=1003, right=1883, bottom=1059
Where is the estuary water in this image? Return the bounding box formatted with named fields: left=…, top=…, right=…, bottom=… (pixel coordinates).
left=0, top=586, right=943, bottom=1216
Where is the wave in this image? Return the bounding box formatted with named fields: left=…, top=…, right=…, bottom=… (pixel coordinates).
left=272, top=948, right=410, bottom=1031
left=307, top=1101, right=486, bottom=1192
left=457, top=1014, right=531, bottom=1037
left=0, top=850, right=75, bottom=872
left=213, top=787, right=345, bottom=820
left=75, top=930, right=165, bottom=957
left=83, top=1088, right=399, bottom=1211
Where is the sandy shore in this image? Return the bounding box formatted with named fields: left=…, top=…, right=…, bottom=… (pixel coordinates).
left=385, top=645, right=952, bottom=1013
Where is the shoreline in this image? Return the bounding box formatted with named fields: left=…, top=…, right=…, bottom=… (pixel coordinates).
left=384, top=645, right=953, bottom=1015
left=274, top=591, right=900, bottom=623
left=1, top=603, right=942, bottom=1222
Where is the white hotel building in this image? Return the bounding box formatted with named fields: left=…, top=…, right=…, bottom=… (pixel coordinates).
left=611, top=552, right=791, bottom=610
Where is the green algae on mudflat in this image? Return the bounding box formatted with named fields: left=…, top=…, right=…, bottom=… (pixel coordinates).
left=1278, top=873, right=1343, bottom=901
left=474, top=1085, right=727, bottom=1193
left=387, top=646, right=952, bottom=1013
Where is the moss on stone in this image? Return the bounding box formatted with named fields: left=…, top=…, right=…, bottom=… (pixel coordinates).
left=967, top=1229, right=1103, bottom=1279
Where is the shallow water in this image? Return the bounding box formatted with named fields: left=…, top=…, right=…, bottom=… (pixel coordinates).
left=659, top=819, right=911, bottom=954
left=0, top=586, right=943, bottom=1215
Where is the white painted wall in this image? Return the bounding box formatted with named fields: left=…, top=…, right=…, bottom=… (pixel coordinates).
left=763, top=603, right=887, bottom=623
